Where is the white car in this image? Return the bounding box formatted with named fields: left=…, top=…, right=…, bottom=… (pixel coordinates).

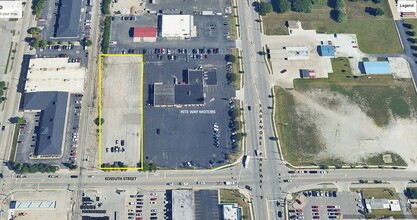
left=128, top=209, right=134, bottom=212
left=150, top=192, right=157, bottom=196
left=128, top=202, right=135, bottom=205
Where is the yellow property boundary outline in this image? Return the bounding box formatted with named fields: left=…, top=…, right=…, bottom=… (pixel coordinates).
left=98, top=54, right=144, bottom=170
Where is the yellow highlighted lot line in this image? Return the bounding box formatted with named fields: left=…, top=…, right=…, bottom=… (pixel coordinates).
left=98, top=54, right=144, bottom=170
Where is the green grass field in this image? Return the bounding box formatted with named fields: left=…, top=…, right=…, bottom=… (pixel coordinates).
left=262, top=0, right=402, bottom=53
left=220, top=189, right=251, bottom=220
left=231, top=48, right=242, bottom=90
left=352, top=188, right=397, bottom=199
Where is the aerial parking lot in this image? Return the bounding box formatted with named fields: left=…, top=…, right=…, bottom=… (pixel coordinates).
left=99, top=55, right=143, bottom=169
left=143, top=51, right=235, bottom=168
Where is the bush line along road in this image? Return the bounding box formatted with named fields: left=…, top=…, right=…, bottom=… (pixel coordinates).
left=0, top=0, right=416, bottom=220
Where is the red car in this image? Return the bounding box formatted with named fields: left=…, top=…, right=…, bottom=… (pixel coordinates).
left=150, top=198, right=157, bottom=201
left=312, top=209, right=319, bottom=212
left=311, top=205, right=318, bottom=208
left=70, top=152, right=76, bottom=156
left=136, top=218, right=143, bottom=220
left=313, top=216, right=320, bottom=219
left=296, top=209, right=302, bottom=213
left=327, top=205, right=335, bottom=208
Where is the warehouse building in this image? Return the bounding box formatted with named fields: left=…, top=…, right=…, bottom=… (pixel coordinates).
left=161, top=15, right=197, bottom=40
left=22, top=92, right=69, bottom=157
left=10, top=200, right=57, bottom=210
left=132, top=27, right=157, bottom=43
left=362, top=61, right=391, bottom=74
left=54, top=0, right=82, bottom=38
left=318, top=45, right=335, bottom=57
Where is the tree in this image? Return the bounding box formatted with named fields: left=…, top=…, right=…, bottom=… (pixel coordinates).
left=40, top=40, right=47, bottom=48
left=331, top=9, right=347, bottom=23
left=229, top=108, right=241, bottom=118
left=85, top=40, right=93, bottom=46
left=259, top=2, right=273, bottom=16
left=329, top=0, right=345, bottom=9
left=276, top=0, right=291, bottom=13
left=406, top=31, right=416, bottom=36
left=291, top=0, right=312, bottom=13
left=28, top=27, right=39, bottom=35
left=31, top=38, right=40, bottom=48
left=375, top=8, right=385, bottom=16
left=69, top=164, right=78, bottom=170
left=225, top=54, right=237, bottom=63
left=406, top=188, right=417, bottom=199
left=372, top=0, right=381, bottom=3
left=408, top=38, right=417, bottom=43
left=17, top=117, right=26, bottom=124
left=94, top=117, right=105, bottom=126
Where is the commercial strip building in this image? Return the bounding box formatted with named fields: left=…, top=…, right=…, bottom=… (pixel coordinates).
left=22, top=92, right=69, bottom=157
left=20, top=57, right=86, bottom=158
left=161, top=15, right=197, bottom=40
left=365, top=199, right=401, bottom=213
left=54, top=0, right=82, bottom=38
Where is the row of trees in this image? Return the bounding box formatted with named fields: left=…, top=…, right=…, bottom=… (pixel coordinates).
left=101, top=0, right=111, bottom=15
left=102, top=16, right=112, bottom=54
left=32, top=0, right=45, bottom=19
left=10, top=162, right=58, bottom=174
left=404, top=23, right=417, bottom=57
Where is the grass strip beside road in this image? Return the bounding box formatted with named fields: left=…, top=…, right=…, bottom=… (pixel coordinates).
left=220, top=189, right=251, bottom=220
left=9, top=123, right=21, bottom=162
left=101, top=16, right=111, bottom=54
left=4, top=43, right=13, bottom=74
left=231, top=48, right=241, bottom=90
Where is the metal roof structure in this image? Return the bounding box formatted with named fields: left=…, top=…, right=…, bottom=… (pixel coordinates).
left=318, top=45, right=335, bottom=56
left=133, top=27, right=157, bottom=38
left=363, top=61, right=391, bottom=74
left=23, top=92, right=69, bottom=156
left=55, top=0, right=82, bottom=38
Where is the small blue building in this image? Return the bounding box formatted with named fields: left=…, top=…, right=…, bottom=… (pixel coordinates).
left=363, top=61, right=391, bottom=74
left=318, top=45, right=335, bottom=56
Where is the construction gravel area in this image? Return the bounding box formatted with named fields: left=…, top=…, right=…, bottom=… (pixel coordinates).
left=290, top=89, right=417, bottom=169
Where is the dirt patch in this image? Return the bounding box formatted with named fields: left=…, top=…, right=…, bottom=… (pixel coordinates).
left=284, top=89, right=417, bottom=168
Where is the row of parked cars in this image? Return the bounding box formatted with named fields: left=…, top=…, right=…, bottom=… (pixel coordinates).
left=288, top=170, right=329, bottom=174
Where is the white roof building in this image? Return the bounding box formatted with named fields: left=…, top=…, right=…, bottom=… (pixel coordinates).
left=172, top=190, right=194, bottom=220
left=25, top=57, right=86, bottom=93
left=222, top=204, right=241, bottom=220
left=161, top=15, right=197, bottom=40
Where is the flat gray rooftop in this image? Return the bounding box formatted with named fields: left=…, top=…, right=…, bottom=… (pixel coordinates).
left=172, top=190, right=194, bottom=220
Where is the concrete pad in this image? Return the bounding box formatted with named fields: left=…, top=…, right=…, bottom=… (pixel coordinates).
left=101, top=56, right=143, bottom=167
left=388, top=57, right=412, bottom=78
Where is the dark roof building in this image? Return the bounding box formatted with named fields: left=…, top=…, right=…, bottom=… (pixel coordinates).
left=153, top=83, right=175, bottom=107
left=23, top=92, right=69, bottom=156
left=55, top=0, right=82, bottom=38
left=174, top=84, right=204, bottom=106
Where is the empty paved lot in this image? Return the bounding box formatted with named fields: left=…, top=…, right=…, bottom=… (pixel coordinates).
left=101, top=56, right=143, bottom=168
